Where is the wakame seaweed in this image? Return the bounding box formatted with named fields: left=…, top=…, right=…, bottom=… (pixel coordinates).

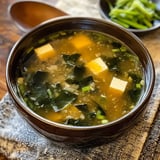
left=64, top=118, right=90, bottom=126
left=32, top=71, right=49, bottom=85
left=75, top=104, right=88, bottom=112
left=66, top=65, right=86, bottom=84
left=102, top=57, right=121, bottom=74
left=112, top=42, right=122, bottom=48
left=128, top=88, right=142, bottom=103
left=78, top=76, right=94, bottom=88
left=52, top=89, right=78, bottom=112
left=129, top=73, right=142, bottom=84
left=64, top=101, right=107, bottom=126
left=127, top=73, right=143, bottom=103
left=20, top=71, right=78, bottom=112
left=62, top=53, right=81, bottom=67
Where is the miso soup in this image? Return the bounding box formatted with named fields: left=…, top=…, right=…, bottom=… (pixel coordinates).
left=16, top=30, right=144, bottom=126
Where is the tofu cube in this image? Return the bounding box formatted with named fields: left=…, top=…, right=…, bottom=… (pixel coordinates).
left=70, top=34, right=93, bottom=49
left=110, top=77, right=128, bottom=94
left=86, top=57, right=108, bottom=75
left=34, top=43, right=56, bottom=61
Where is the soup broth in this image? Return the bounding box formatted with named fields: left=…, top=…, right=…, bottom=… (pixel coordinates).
left=16, top=30, right=144, bottom=126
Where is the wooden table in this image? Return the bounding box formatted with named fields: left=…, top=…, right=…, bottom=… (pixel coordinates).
left=0, top=0, right=22, bottom=99
left=0, top=0, right=160, bottom=159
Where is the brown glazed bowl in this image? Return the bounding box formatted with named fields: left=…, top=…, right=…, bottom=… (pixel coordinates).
left=6, top=17, right=155, bottom=146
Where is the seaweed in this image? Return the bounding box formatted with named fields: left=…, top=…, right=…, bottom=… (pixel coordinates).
left=128, top=72, right=143, bottom=103
left=128, top=88, right=142, bottom=103
left=75, top=104, right=88, bottom=112
left=102, top=56, right=121, bottom=74
left=20, top=71, right=78, bottom=112
left=64, top=119, right=89, bottom=126
left=51, top=89, right=77, bottom=112
left=62, top=53, right=81, bottom=67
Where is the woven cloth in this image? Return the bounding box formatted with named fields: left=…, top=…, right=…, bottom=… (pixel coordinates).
left=0, top=0, right=160, bottom=159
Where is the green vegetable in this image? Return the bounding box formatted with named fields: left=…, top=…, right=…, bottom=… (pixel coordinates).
left=107, top=0, right=160, bottom=29
left=78, top=76, right=94, bottom=88
left=128, top=73, right=143, bottom=103
left=18, top=70, right=78, bottom=112
left=73, top=65, right=86, bottom=80
left=128, top=88, right=142, bottom=103
left=101, top=119, right=109, bottom=124
left=66, top=66, right=94, bottom=90
left=82, top=85, right=92, bottom=92
left=103, top=57, right=121, bottom=74
left=32, top=71, right=49, bottom=85
left=64, top=101, right=108, bottom=126
left=66, top=65, right=86, bottom=84
left=52, top=90, right=78, bottom=112
left=62, top=53, right=80, bottom=67
left=75, top=104, right=88, bottom=112
left=64, top=119, right=89, bottom=126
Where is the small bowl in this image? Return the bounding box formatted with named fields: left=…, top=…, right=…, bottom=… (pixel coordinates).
left=6, top=17, right=155, bottom=146
left=99, top=0, right=160, bottom=33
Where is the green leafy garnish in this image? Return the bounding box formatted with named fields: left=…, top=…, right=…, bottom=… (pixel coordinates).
left=128, top=73, right=143, bottom=103
left=107, top=0, right=160, bottom=29
left=66, top=65, right=86, bottom=84
left=52, top=90, right=78, bottom=112
left=18, top=71, right=78, bottom=112
left=64, top=119, right=89, bottom=126
left=103, top=57, right=121, bottom=74
left=75, top=104, right=88, bottom=112
left=82, top=85, right=92, bottom=92
left=62, top=53, right=80, bottom=67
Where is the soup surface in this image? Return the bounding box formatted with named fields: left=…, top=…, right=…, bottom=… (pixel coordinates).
left=16, top=30, right=144, bottom=126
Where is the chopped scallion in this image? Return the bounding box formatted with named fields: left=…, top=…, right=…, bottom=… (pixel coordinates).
left=136, top=83, right=141, bottom=89
left=82, top=85, right=91, bottom=92
left=101, top=119, right=109, bottom=124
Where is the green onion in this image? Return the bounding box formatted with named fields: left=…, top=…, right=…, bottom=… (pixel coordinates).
left=96, top=110, right=105, bottom=120
left=82, top=85, right=91, bottom=92
left=47, top=89, right=53, bottom=98
left=38, top=38, right=46, bottom=44
left=112, top=48, right=121, bottom=53
left=108, top=0, right=160, bottom=29
left=26, top=46, right=34, bottom=54
left=101, top=119, right=109, bottom=124
left=97, top=114, right=105, bottom=120
left=136, top=83, right=141, bottom=89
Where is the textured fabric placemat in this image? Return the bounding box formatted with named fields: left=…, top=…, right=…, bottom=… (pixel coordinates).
left=0, top=0, right=160, bottom=159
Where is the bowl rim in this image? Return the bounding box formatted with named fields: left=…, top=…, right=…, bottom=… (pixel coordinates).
left=6, top=16, right=155, bottom=131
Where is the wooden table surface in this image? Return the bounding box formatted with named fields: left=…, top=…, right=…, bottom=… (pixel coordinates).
left=0, top=0, right=160, bottom=159
left=0, top=0, right=23, bottom=100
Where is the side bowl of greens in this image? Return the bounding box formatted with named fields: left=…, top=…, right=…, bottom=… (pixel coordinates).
left=99, top=0, right=160, bottom=33
left=6, top=16, right=155, bottom=146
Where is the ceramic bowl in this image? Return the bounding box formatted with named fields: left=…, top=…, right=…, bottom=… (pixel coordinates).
left=6, top=17, right=155, bottom=146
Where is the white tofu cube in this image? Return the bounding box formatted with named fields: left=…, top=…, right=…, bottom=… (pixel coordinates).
left=34, top=43, right=56, bottom=61
left=110, top=77, right=128, bottom=94
left=86, top=57, right=108, bottom=75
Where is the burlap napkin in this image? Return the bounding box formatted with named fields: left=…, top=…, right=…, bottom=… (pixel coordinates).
left=0, top=0, right=160, bottom=159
